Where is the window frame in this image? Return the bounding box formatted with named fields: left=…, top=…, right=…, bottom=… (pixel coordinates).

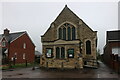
left=63, top=27, right=66, bottom=40
left=14, top=52, right=17, bottom=59
left=67, top=49, right=74, bottom=58
left=46, top=48, right=53, bottom=58
left=23, top=53, right=25, bottom=59
left=58, top=28, right=62, bottom=39
left=72, top=26, right=76, bottom=40
left=56, top=47, right=60, bottom=59
left=86, top=40, right=91, bottom=55
left=23, top=43, right=26, bottom=49
left=61, top=47, right=65, bottom=59
left=68, top=27, right=71, bottom=40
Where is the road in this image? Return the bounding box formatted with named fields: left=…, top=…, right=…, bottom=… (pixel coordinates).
left=2, top=61, right=120, bottom=78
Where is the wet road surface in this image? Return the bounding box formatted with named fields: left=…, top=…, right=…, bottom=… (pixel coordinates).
left=2, top=61, right=120, bottom=78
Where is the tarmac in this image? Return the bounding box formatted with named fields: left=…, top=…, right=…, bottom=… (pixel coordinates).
left=2, top=61, right=120, bottom=78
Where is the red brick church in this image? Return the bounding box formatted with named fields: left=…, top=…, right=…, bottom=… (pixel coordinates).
left=0, top=29, right=35, bottom=64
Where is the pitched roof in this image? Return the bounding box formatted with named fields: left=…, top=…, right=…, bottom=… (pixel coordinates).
left=107, top=30, right=120, bottom=41
left=0, top=31, right=25, bottom=43
left=54, top=5, right=81, bottom=22
left=35, top=51, right=42, bottom=56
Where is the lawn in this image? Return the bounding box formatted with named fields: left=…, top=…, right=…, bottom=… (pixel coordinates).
left=0, top=63, right=37, bottom=70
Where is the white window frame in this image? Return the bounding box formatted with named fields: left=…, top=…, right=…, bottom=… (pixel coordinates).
left=14, top=52, right=17, bottom=59
left=23, top=43, right=26, bottom=49
left=11, top=57, right=14, bottom=61
left=23, top=53, right=25, bottom=59
left=112, top=47, right=120, bottom=55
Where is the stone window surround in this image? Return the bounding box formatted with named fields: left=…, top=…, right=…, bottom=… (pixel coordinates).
left=57, top=21, right=78, bottom=40
left=46, top=48, right=53, bottom=58
left=56, top=47, right=65, bottom=59
left=84, top=39, right=92, bottom=55
left=67, top=48, right=74, bottom=58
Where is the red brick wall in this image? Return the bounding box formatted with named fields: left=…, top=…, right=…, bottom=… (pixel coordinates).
left=8, top=33, right=35, bottom=63
left=103, top=41, right=120, bottom=72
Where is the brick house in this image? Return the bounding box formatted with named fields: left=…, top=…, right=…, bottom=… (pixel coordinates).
left=103, top=30, right=120, bottom=73
left=40, top=5, right=97, bottom=69
left=0, top=29, right=35, bottom=64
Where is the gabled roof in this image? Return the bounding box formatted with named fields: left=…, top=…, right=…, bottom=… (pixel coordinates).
left=0, top=31, right=25, bottom=43
left=107, top=30, right=120, bottom=42
left=0, top=31, right=35, bottom=46
left=35, top=51, right=42, bottom=56
left=54, top=5, right=81, bottom=22
left=54, top=5, right=94, bottom=32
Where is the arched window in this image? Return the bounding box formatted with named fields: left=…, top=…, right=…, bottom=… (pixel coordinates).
left=59, top=28, right=62, bottom=39
left=68, top=27, right=71, bottom=40
left=63, top=27, right=66, bottom=40
left=56, top=47, right=60, bottom=58
left=72, top=27, right=76, bottom=40
left=61, top=47, right=65, bottom=59
left=86, top=40, right=91, bottom=54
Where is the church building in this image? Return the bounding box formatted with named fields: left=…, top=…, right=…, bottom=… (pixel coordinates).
left=40, top=5, right=97, bottom=69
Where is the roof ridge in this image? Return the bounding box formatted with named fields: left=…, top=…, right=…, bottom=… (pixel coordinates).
left=9, top=31, right=26, bottom=34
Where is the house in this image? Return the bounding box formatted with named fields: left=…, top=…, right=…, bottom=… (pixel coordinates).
left=35, top=51, right=41, bottom=58
left=40, top=5, right=97, bottom=69
left=103, top=30, right=120, bottom=73
left=35, top=51, right=42, bottom=63
left=0, top=29, right=35, bottom=64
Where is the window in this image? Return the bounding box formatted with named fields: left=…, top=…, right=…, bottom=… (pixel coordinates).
left=86, top=40, right=91, bottom=54
left=23, top=53, right=25, bottom=59
left=72, top=27, right=76, bottom=40
left=63, top=27, right=66, bottom=40
left=2, top=41, right=6, bottom=47
left=59, top=28, right=62, bottom=39
left=58, top=23, right=76, bottom=41
left=112, top=47, right=120, bottom=54
left=61, top=47, right=65, bottom=59
left=56, top=47, right=60, bottom=59
left=11, top=57, right=14, bottom=61
left=23, top=43, right=26, bottom=49
left=14, top=53, right=17, bottom=59
left=68, top=49, right=74, bottom=58
left=56, top=47, right=65, bottom=59
left=46, top=48, right=53, bottom=58
left=68, top=27, right=71, bottom=40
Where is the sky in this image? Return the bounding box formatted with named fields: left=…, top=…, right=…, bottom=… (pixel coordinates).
left=0, top=1, right=119, bottom=54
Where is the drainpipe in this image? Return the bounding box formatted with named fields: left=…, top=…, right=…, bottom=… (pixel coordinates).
left=8, top=41, right=12, bottom=68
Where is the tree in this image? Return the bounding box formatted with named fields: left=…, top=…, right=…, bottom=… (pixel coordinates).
left=97, top=49, right=101, bottom=60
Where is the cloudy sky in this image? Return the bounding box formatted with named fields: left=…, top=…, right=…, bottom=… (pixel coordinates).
left=0, top=1, right=119, bottom=54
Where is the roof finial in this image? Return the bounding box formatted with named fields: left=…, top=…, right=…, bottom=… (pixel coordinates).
left=65, top=4, right=67, bottom=7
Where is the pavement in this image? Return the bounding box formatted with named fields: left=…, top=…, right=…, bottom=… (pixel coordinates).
left=2, top=61, right=120, bottom=78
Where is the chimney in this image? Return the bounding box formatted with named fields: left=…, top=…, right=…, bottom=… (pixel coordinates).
left=4, top=28, right=10, bottom=36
